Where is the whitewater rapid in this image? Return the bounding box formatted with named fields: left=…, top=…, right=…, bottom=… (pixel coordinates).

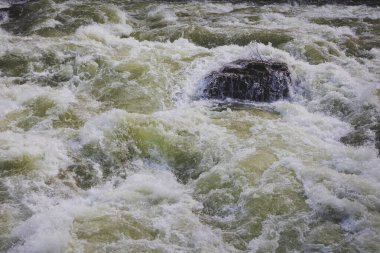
left=0, top=1, right=379, bottom=252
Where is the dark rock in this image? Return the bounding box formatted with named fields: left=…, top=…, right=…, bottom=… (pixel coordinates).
left=0, top=0, right=51, bottom=35
left=0, top=10, right=6, bottom=22
left=60, top=162, right=100, bottom=190
left=340, top=129, right=370, bottom=147
left=340, top=121, right=380, bottom=155
left=202, top=59, right=291, bottom=102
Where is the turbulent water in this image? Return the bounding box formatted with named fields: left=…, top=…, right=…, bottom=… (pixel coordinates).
left=0, top=1, right=380, bottom=252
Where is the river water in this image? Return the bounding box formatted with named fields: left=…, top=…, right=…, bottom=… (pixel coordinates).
left=0, top=1, right=380, bottom=252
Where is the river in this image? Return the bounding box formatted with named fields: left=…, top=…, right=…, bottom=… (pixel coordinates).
left=0, top=1, right=379, bottom=252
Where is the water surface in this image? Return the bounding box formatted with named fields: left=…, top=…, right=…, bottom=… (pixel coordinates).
left=0, top=1, right=379, bottom=252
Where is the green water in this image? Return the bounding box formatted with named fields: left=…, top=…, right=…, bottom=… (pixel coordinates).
left=0, top=1, right=379, bottom=252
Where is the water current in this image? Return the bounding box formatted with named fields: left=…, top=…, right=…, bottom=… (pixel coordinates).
left=0, top=1, right=379, bottom=252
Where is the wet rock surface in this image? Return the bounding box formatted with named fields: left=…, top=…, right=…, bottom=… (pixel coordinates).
left=202, top=59, right=291, bottom=102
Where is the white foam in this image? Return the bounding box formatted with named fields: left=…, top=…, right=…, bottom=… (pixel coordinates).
left=148, top=5, right=178, bottom=22
left=9, top=168, right=233, bottom=252
left=0, top=0, right=10, bottom=9
left=79, top=109, right=127, bottom=145
left=203, top=3, right=234, bottom=14
left=275, top=101, right=351, bottom=140
left=76, top=23, right=133, bottom=46
left=0, top=84, right=77, bottom=117
left=0, top=131, right=71, bottom=175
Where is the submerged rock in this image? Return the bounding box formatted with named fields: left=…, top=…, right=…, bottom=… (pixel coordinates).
left=202, top=59, right=291, bottom=102
left=340, top=129, right=371, bottom=147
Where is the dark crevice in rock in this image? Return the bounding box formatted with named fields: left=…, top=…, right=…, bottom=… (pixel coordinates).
left=202, top=59, right=291, bottom=102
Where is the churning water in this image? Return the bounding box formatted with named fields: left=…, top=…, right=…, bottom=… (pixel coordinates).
left=0, top=1, right=379, bottom=252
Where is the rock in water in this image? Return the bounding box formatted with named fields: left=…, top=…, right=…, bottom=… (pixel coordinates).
left=203, top=59, right=291, bottom=102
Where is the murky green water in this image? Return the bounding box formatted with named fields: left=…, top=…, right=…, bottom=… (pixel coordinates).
left=0, top=1, right=379, bottom=252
